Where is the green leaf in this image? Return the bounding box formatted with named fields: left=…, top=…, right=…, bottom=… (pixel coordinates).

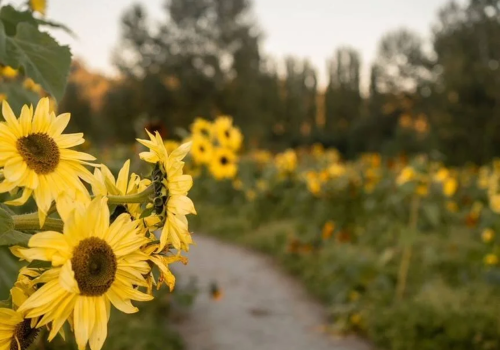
left=0, top=247, right=21, bottom=299
left=1, top=22, right=72, bottom=101
left=27, top=260, right=52, bottom=269
left=0, top=230, right=30, bottom=246
left=0, top=207, right=14, bottom=233
left=0, top=208, right=31, bottom=246
left=0, top=80, right=39, bottom=114
left=0, top=204, right=15, bottom=216
left=35, top=18, right=76, bottom=38
left=0, top=6, right=37, bottom=36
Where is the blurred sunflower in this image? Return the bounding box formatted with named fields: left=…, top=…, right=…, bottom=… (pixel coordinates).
left=275, top=149, right=297, bottom=174
left=0, top=98, right=95, bottom=225
left=164, top=140, right=180, bottom=155
left=30, top=0, right=46, bottom=15
left=213, top=116, right=243, bottom=151
left=190, top=117, right=212, bottom=139
left=191, top=134, right=213, bottom=165
left=1, top=66, right=18, bottom=79
left=209, top=147, right=238, bottom=180
left=16, top=197, right=152, bottom=350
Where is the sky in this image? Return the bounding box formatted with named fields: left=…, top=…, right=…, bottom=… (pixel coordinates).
left=10, top=0, right=462, bottom=88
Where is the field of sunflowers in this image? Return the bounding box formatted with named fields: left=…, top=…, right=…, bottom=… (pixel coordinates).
left=171, top=116, right=500, bottom=350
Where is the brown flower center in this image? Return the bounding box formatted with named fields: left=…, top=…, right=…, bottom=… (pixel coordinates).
left=11, top=319, right=39, bottom=350
left=220, top=156, right=229, bottom=165
left=72, top=237, right=117, bottom=296
left=16, top=133, right=60, bottom=174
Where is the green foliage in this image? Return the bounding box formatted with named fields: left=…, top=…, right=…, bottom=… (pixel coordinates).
left=0, top=207, right=30, bottom=247
left=0, top=80, right=39, bottom=113
left=0, top=5, right=72, bottom=104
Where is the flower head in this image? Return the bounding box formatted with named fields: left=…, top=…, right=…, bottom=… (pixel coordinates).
left=137, top=130, right=196, bottom=252
left=15, top=197, right=152, bottom=350
left=213, top=116, right=242, bottom=151
left=0, top=98, right=96, bottom=225
left=209, top=147, right=238, bottom=180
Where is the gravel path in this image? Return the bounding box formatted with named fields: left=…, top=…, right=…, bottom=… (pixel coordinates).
left=172, top=234, right=371, bottom=350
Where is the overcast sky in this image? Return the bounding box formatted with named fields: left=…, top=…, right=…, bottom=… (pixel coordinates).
left=9, top=0, right=463, bottom=88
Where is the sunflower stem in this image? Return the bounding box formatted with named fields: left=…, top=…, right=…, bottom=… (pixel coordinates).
left=107, top=185, right=155, bottom=204
left=12, top=213, right=64, bottom=232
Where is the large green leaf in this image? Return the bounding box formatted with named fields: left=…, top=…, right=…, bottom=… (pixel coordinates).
left=0, top=6, right=37, bottom=36
left=1, top=22, right=71, bottom=102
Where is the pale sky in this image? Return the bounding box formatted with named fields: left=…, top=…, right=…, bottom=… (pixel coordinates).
left=9, top=0, right=462, bottom=88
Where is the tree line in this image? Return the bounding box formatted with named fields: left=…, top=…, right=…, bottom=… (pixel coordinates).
left=60, top=0, right=500, bottom=165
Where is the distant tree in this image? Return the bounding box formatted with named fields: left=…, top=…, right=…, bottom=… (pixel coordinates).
left=433, top=0, right=500, bottom=164
left=324, top=47, right=361, bottom=154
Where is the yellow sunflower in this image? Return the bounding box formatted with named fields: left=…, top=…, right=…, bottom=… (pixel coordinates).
left=190, top=117, right=212, bottom=139
left=92, top=160, right=151, bottom=220
left=137, top=130, right=196, bottom=252
left=0, top=283, right=40, bottom=350
left=213, top=116, right=243, bottom=151
left=275, top=149, right=297, bottom=174
left=209, top=147, right=238, bottom=180
left=16, top=197, right=153, bottom=350
left=191, top=134, right=213, bottom=165
left=0, top=98, right=96, bottom=225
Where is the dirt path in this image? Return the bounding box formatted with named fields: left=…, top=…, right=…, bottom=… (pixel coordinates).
left=172, top=234, right=371, bottom=350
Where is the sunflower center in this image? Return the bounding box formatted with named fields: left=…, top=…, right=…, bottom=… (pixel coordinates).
left=16, top=133, right=60, bottom=174
left=71, top=237, right=117, bottom=296
left=220, top=156, right=229, bottom=165
left=11, top=319, right=39, bottom=350
left=199, top=145, right=205, bottom=153
left=224, top=129, right=231, bottom=138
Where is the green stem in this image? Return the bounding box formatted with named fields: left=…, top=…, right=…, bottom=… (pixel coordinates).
left=107, top=185, right=155, bottom=204
left=12, top=213, right=64, bottom=232
left=396, top=194, right=420, bottom=300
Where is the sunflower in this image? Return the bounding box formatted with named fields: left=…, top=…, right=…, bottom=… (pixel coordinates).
left=213, top=116, right=243, bottom=151
left=191, top=134, right=213, bottom=165
left=0, top=98, right=95, bottom=226
left=0, top=308, right=39, bottom=350
left=15, top=197, right=153, bottom=350
left=275, top=149, right=297, bottom=174
left=209, top=147, right=237, bottom=180
left=137, top=130, right=196, bottom=252
left=0, top=283, right=40, bottom=350
left=190, top=117, right=212, bottom=139
left=92, top=160, right=151, bottom=221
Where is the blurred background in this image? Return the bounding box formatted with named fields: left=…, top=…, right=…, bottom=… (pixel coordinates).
left=4, top=0, right=500, bottom=350
left=17, top=0, right=499, bottom=165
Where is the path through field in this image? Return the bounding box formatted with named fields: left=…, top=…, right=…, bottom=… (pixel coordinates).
left=172, top=234, right=371, bottom=350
